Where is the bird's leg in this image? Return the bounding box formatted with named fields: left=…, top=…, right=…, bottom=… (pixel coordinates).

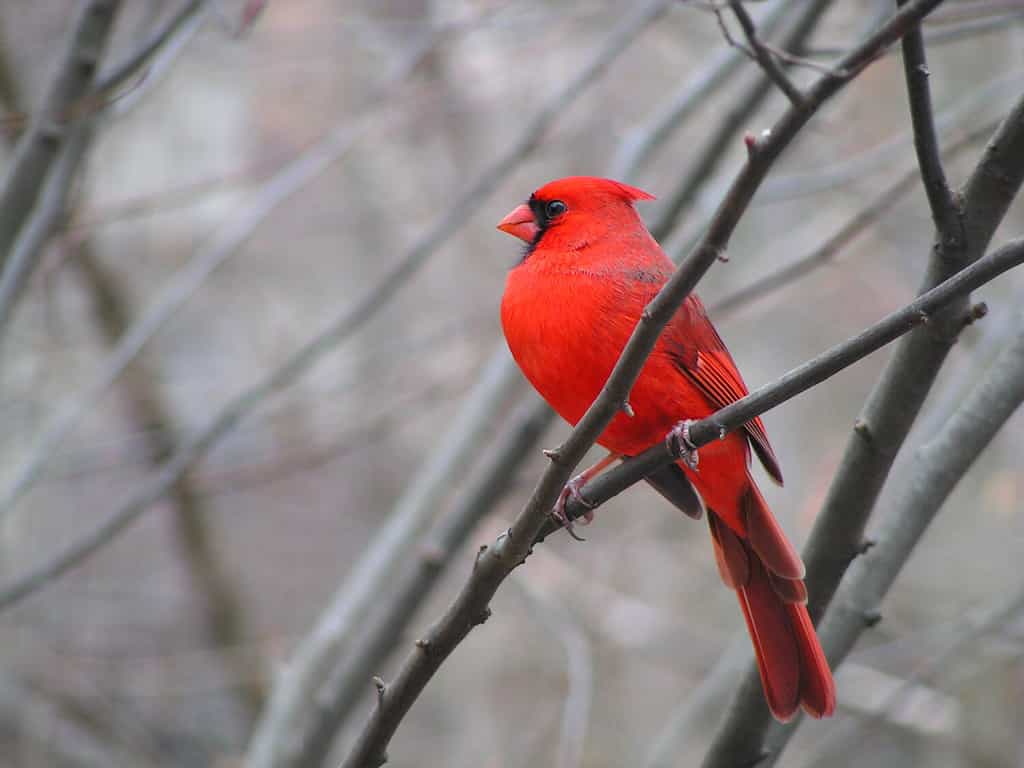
left=666, top=420, right=699, bottom=471
left=552, top=451, right=621, bottom=541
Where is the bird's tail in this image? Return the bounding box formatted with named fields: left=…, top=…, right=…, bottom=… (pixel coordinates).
left=707, top=483, right=835, bottom=721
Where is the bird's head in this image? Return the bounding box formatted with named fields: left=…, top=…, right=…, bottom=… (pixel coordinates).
left=497, top=176, right=655, bottom=258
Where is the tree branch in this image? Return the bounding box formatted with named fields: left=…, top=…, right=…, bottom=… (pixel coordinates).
left=610, top=0, right=796, bottom=180
left=710, top=113, right=999, bottom=317
left=701, top=86, right=1024, bottom=768
left=243, top=351, right=530, bottom=768
left=898, top=0, right=963, bottom=249
left=0, top=122, right=89, bottom=343
left=649, top=0, right=835, bottom=242
left=0, top=12, right=475, bottom=518
left=94, top=0, right=205, bottom=95
left=726, top=0, right=806, bottom=107
left=337, top=3, right=947, bottom=765
left=73, top=243, right=267, bottom=730
left=0, top=0, right=120, bottom=272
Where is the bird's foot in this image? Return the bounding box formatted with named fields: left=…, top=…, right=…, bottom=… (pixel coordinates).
left=666, top=420, right=699, bottom=471
left=551, top=473, right=596, bottom=542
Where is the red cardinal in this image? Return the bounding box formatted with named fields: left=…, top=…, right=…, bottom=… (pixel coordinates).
left=498, top=176, right=835, bottom=721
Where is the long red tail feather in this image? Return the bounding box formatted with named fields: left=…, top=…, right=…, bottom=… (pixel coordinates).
left=708, top=494, right=836, bottom=721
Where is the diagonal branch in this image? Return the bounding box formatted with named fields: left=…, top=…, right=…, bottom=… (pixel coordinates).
left=649, top=0, right=835, bottom=242
left=94, top=0, right=205, bottom=95
left=727, top=0, right=806, bottom=107
left=898, top=0, right=963, bottom=248
left=0, top=0, right=120, bottom=273
left=337, top=3, right=947, bottom=765
left=0, top=10, right=484, bottom=518
left=610, top=0, right=797, bottom=180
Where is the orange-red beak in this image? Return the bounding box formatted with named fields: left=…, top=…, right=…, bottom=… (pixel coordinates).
left=497, top=203, right=539, bottom=243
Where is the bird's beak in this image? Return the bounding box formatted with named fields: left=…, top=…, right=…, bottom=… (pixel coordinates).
left=497, top=203, right=539, bottom=243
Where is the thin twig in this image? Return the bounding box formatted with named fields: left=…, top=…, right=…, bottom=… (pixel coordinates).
left=0, top=123, right=90, bottom=345
left=898, top=0, right=963, bottom=249
left=701, top=87, right=1024, bottom=768
left=513, top=572, right=594, bottom=768
left=610, top=0, right=797, bottom=180
left=244, top=351, right=528, bottom=768
left=649, top=0, right=835, bottom=242
left=73, top=243, right=267, bottom=730
left=337, top=3, right=947, bottom=765
left=757, top=303, right=1024, bottom=766
left=94, top=0, right=205, bottom=95
left=710, top=114, right=999, bottom=317
left=727, top=1, right=806, bottom=106
left=0, top=0, right=120, bottom=273
left=0, top=15, right=466, bottom=518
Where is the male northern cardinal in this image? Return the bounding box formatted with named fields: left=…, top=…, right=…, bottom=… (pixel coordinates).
left=497, top=176, right=835, bottom=721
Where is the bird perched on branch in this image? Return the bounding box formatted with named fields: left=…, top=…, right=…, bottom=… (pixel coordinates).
left=497, top=176, right=835, bottom=722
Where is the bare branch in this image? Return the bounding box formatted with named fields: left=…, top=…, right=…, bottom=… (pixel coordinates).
left=0, top=123, right=89, bottom=344
left=0, top=0, right=120, bottom=272
left=610, top=0, right=797, bottom=180
left=94, top=0, right=205, bottom=95
left=710, top=114, right=999, bottom=317
left=513, top=573, right=594, bottom=768
left=74, top=244, right=267, bottom=729
left=726, top=1, right=806, bottom=107
left=898, top=0, right=963, bottom=247
left=701, top=87, right=1024, bottom=768
left=0, top=14, right=467, bottom=518
left=337, top=3, right=947, bottom=765
left=756, top=302, right=1024, bottom=765
left=244, top=350, right=529, bottom=768
left=649, top=0, right=835, bottom=242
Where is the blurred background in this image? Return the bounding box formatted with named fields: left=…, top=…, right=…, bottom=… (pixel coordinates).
left=1, top=1, right=1023, bottom=766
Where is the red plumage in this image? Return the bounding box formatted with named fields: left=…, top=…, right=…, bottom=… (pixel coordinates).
left=498, top=176, right=835, bottom=721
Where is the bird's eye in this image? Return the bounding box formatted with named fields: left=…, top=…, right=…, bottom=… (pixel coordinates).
left=544, top=200, right=567, bottom=219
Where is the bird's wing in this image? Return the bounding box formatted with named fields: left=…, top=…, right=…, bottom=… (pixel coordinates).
left=669, top=300, right=784, bottom=486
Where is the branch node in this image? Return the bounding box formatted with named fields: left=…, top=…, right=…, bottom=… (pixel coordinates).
left=641, top=307, right=654, bottom=323
left=621, top=400, right=635, bottom=418
left=916, top=63, right=930, bottom=77
left=542, top=447, right=565, bottom=464
left=473, top=544, right=488, bottom=571
left=862, top=609, right=883, bottom=628
left=372, top=676, right=388, bottom=704
left=858, top=538, right=876, bottom=556
left=743, top=132, right=760, bottom=157
left=963, top=301, right=988, bottom=326
left=472, top=606, right=492, bottom=626
left=415, top=638, right=431, bottom=654
left=853, top=418, right=873, bottom=442
left=917, top=309, right=930, bottom=325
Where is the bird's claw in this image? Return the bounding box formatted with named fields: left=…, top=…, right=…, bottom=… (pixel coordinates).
left=666, top=420, right=699, bottom=471
left=552, top=473, right=596, bottom=541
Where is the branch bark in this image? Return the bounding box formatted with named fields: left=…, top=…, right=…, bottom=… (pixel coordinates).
left=337, top=3, right=947, bottom=765
left=0, top=0, right=120, bottom=272
left=701, top=84, right=1024, bottom=768
left=648, top=0, right=835, bottom=242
